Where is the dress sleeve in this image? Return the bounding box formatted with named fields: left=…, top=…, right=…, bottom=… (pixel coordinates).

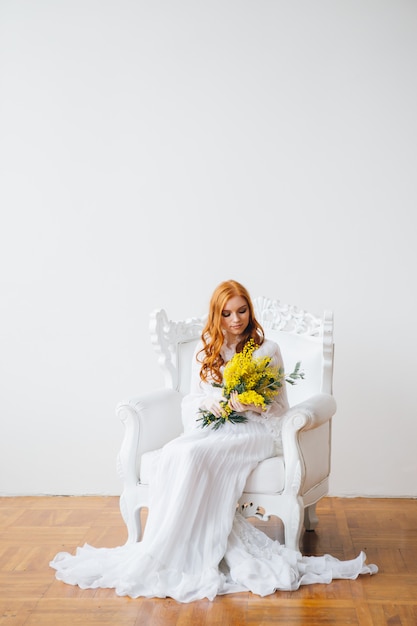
left=251, top=340, right=290, bottom=454
left=262, top=340, right=290, bottom=419
left=181, top=342, right=223, bottom=433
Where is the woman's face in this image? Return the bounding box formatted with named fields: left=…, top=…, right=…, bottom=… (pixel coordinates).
left=221, top=296, right=250, bottom=341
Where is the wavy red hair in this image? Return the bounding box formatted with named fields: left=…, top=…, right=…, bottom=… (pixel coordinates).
left=198, top=280, right=264, bottom=384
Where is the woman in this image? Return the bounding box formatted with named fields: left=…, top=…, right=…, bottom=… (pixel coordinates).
left=50, top=280, right=377, bottom=602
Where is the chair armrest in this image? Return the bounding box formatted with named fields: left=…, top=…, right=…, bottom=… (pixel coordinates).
left=281, top=393, right=336, bottom=496
left=282, top=393, right=337, bottom=434
left=116, top=388, right=183, bottom=487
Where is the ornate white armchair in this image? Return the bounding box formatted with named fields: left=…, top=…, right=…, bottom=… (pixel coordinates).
left=116, top=297, right=336, bottom=551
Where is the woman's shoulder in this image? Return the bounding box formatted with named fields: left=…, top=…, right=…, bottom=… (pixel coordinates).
left=255, top=338, right=281, bottom=356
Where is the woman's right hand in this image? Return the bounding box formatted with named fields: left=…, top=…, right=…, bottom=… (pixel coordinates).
left=200, top=397, right=224, bottom=418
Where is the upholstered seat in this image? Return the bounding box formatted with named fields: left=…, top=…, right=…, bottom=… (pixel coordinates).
left=116, top=297, right=336, bottom=551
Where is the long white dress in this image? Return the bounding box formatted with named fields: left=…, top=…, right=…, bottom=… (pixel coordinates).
left=50, top=339, right=377, bottom=603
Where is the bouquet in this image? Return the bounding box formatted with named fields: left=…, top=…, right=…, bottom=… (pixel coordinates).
left=198, top=339, right=304, bottom=430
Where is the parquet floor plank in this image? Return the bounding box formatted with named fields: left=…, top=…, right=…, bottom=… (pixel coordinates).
left=1, top=496, right=416, bottom=625
left=0, top=600, right=38, bottom=626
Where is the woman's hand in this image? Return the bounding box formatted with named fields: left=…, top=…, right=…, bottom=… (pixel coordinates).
left=200, top=397, right=224, bottom=418
left=228, top=391, right=264, bottom=415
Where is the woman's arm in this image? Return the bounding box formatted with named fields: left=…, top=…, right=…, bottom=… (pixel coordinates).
left=181, top=342, right=223, bottom=432
left=261, top=340, right=290, bottom=418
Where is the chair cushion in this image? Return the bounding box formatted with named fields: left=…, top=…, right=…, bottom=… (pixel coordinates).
left=243, top=455, right=285, bottom=493
left=140, top=449, right=285, bottom=494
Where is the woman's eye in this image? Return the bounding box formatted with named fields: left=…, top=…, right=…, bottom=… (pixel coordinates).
left=222, top=309, right=246, bottom=317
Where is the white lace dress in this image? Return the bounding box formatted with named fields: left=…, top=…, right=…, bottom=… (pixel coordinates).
left=50, top=339, right=377, bottom=602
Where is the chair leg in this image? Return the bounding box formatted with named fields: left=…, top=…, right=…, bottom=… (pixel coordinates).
left=304, top=502, right=319, bottom=532
left=282, top=497, right=303, bottom=551
left=119, top=493, right=144, bottom=543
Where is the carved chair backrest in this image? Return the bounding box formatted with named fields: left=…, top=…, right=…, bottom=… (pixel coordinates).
left=150, top=298, right=334, bottom=408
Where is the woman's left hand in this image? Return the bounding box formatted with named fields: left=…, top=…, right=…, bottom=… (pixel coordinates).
left=228, top=391, right=264, bottom=415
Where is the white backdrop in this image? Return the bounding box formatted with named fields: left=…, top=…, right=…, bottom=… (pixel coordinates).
left=1, top=0, right=416, bottom=497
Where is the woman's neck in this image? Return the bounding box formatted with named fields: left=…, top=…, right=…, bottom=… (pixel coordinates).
left=222, top=333, right=240, bottom=350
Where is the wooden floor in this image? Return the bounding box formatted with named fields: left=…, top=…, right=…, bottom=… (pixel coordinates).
left=0, top=497, right=416, bottom=625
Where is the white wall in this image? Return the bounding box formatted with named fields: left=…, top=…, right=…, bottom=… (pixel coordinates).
left=1, top=0, right=416, bottom=497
